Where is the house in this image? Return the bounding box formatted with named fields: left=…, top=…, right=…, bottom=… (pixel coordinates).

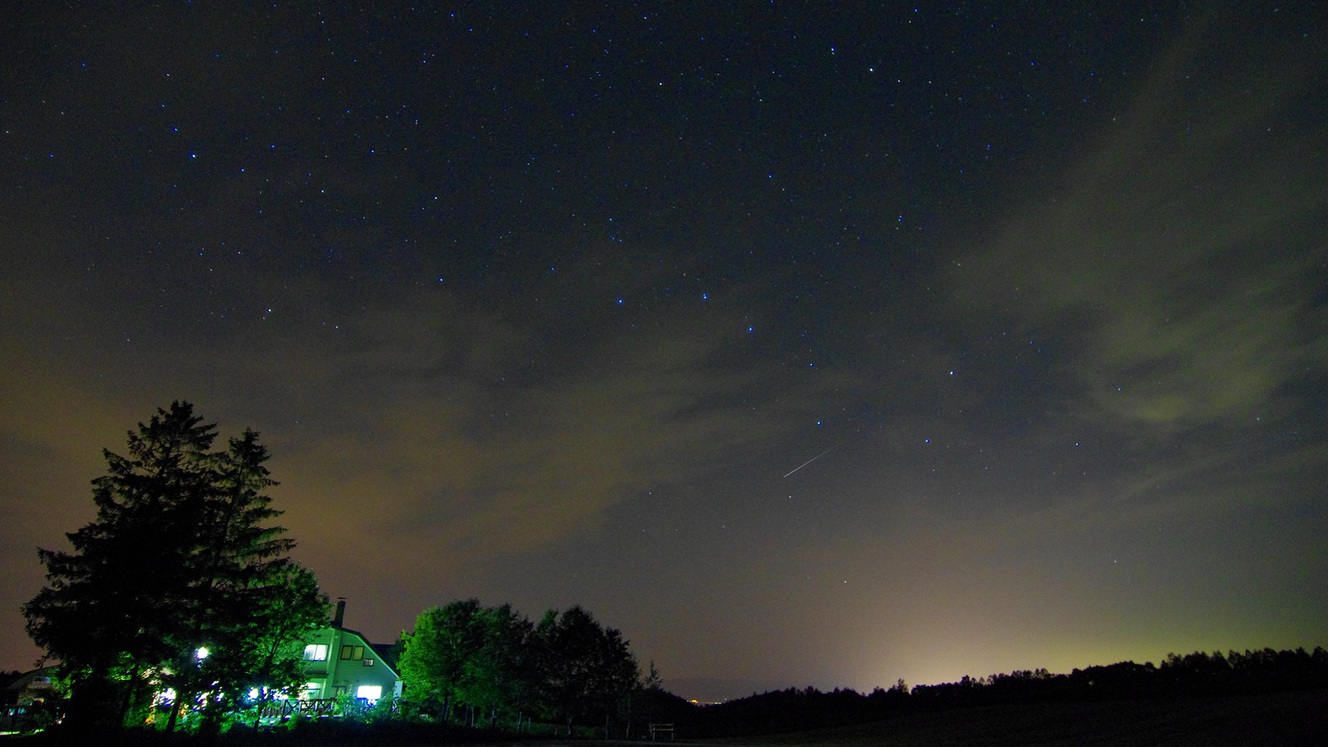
left=299, top=599, right=402, bottom=704
left=1, top=667, right=56, bottom=735
left=3, top=667, right=55, bottom=706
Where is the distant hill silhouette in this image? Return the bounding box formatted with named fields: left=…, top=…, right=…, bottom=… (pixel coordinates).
left=648, top=646, right=1328, bottom=739
left=682, top=690, right=1328, bottom=746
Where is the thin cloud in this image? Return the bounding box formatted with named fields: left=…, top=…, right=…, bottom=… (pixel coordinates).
left=953, top=12, right=1326, bottom=435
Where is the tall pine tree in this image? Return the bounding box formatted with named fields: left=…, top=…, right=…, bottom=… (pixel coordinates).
left=23, top=402, right=329, bottom=735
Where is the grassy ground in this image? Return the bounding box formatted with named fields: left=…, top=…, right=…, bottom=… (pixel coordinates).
left=3, top=691, right=1324, bottom=745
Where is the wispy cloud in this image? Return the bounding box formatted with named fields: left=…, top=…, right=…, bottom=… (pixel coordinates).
left=168, top=263, right=860, bottom=580
left=953, top=14, right=1326, bottom=435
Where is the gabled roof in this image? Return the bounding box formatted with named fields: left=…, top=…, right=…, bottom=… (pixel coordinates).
left=366, top=640, right=402, bottom=673
left=3, top=667, right=56, bottom=693
left=325, top=625, right=401, bottom=678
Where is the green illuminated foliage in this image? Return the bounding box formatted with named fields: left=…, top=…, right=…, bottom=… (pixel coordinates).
left=400, top=601, right=642, bottom=735
left=399, top=598, right=483, bottom=722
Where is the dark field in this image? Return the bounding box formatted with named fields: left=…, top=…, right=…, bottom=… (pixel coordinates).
left=3, top=691, right=1324, bottom=746
left=697, top=690, right=1328, bottom=747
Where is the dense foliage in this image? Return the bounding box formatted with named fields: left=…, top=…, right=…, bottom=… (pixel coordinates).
left=398, top=600, right=649, bottom=736
left=22, top=402, right=330, bottom=735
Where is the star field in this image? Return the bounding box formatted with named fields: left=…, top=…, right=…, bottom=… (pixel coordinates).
left=1, top=2, right=1326, bottom=698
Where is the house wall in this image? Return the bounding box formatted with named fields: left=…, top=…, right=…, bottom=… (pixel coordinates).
left=3, top=668, right=55, bottom=706
left=300, top=627, right=401, bottom=702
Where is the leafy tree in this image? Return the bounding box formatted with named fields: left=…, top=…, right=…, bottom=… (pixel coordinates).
left=401, top=600, right=646, bottom=735
left=630, top=660, right=663, bottom=722
left=22, top=402, right=328, bottom=735
left=399, top=598, right=483, bottom=722
left=533, top=605, right=640, bottom=737
left=215, top=563, right=329, bottom=730
left=0, top=670, right=21, bottom=692
left=458, top=604, right=534, bottom=728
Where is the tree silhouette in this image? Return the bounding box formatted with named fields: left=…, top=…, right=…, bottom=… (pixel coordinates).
left=533, top=605, right=640, bottom=737
left=22, top=402, right=328, bottom=735
left=457, top=604, right=534, bottom=728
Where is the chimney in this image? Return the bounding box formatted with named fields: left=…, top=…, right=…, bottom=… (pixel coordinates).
left=333, top=598, right=346, bottom=628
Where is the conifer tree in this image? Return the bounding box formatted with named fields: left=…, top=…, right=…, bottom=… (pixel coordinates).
left=23, top=402, right=328, bottom=735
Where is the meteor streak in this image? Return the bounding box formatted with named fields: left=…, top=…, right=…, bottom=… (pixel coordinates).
left=783, top=445, right=836, bottom=478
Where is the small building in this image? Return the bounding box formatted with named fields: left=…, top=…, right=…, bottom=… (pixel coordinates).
left=299, top=599, right=402, bottom=704
left=3, top=667, right=55, bottom=706
left=1, top=667, right=57, bottom=735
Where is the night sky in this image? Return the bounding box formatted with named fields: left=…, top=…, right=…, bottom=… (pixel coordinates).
left=3, top=2, right=1325, bottom=701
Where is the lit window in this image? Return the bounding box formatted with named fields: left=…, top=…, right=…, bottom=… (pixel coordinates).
left=340, top=644, right=365, bottom=660
left=363, top=658, right=375, bottom=666
left=303, top=644, right=329, bottom=661
left=355, top=685, right=382, bottom=701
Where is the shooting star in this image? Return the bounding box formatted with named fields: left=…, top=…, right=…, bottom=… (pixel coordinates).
left=783, top=445, right=836, bottom=478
